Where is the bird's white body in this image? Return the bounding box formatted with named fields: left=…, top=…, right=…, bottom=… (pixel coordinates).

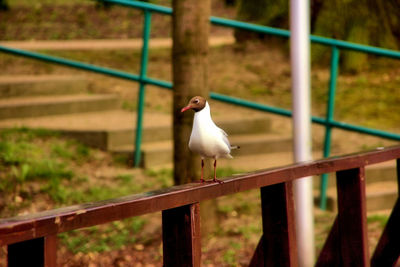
left=188, top=102, right=233, bottom=159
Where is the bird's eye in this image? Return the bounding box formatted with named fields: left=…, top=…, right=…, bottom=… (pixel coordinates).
left=194, top=99, right=199, bottom=104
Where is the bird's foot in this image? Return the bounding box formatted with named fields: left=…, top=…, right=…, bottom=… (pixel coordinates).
left=196, top=178, right=223, bottom=184
left=208, top=178, right=224, bottom=184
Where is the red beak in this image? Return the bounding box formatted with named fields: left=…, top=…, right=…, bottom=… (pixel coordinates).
left=181, top=105, right=191, bottom=113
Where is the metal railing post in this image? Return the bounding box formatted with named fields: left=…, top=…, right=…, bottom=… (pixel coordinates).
left=134, top=9, right=152, bottom=167
left=320, top=46, right=340, bottom=209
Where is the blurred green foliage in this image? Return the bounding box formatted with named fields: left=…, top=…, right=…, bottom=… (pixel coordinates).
left=0, top=0, right=9, bottom=10
left=235, top=0, right=400, bottom=73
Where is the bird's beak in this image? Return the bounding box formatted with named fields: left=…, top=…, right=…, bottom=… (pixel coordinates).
left=181, top=105, right=191, bottom=113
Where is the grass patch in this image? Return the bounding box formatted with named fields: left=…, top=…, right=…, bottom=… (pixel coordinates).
left=0, top=128, right=160, bottom=253
left=145, top=168, right=173, bottom=189
left=116, top=173, right=134, bottom=184
left=223, top=242, right=242, bottom=266
left=59, top=217, right=147, bottom=254
left=57, top=172, right=144, bottom=205
left=0, top=128, right=91, bottom=213
left=367, top=214, right=389, bottom=228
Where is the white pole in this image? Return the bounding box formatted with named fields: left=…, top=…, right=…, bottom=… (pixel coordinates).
left=290, top=0, right=315, bottom=266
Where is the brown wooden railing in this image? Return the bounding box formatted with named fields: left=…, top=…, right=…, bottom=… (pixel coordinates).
left=1, top=145, right=400, bottom=266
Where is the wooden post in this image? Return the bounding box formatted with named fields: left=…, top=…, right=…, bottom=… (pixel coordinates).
left=336, top=167, right=369, bottom=266
left=371, top=158, right=400, bottom=266
left=249, top=182, right=298, bottom=267
left=45, top=235, right=57, bottom=267
left=371, top=199, right=400, bottom=267
left=317, top=167, right=369, bottom=266
left=7, top=235, right=57, bottom=267
left=315, top=217, right=341, bottom=266
left=162, top=203, right=201, bottom=267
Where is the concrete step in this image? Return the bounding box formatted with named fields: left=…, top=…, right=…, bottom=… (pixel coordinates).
left=0, top=94, right=120, bottom=119
left=0, top=110, right=169, bottom=149
left=0, top=37, right=235, bottom=51
left=0, top=75, right=89, bottom=98
left=106, top=117, right=272, bottom=150
left=320, top=181, right=398, bottom=212
left=112, top=133, right=293, bottom=168
left=0, top=111, right=272, bottom=150
left=365, top=181, right=398, bottom=211
left=230, top=134, right=292, bottom=156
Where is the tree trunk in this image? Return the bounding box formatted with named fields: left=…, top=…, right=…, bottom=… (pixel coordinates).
left=172, top=0, right=219, bottom=237
left=172, top=0, right=210, bottom=185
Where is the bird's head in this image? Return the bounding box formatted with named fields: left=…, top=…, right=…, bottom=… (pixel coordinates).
left=181, top=96, right=207, bottom=113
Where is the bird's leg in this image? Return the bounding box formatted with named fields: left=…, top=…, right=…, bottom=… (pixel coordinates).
left=200, top=159, right=205, bottom=183
left=212, top=159, right=223, bottom=184
left=213, top=159, right=216, bottom=180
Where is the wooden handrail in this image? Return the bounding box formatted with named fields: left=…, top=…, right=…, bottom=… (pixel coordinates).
left=1, top=145, right=398, bottom=245
left=1, top=145, right=400, bottom=266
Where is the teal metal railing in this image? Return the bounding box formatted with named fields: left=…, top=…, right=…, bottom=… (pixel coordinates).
left=1, top=0, right=400, bottom=210
left=136, top=10, right=152, bottom=168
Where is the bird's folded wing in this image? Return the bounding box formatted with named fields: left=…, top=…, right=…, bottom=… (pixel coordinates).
left=218, top=127, right=231, bottom=148
left=218, top=127, right=228, bottom=137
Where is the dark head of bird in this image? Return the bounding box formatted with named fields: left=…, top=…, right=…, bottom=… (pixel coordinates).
left=181, top=96, right=207, bottom=113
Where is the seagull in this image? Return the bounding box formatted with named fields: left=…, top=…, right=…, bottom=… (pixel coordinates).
left=181, top=96, right=239, bottom=183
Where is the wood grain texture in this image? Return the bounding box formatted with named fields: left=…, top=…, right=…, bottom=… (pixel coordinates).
left=371, top=158, right=400, bottom=267
left=45, top=235, right=57, bottom=267
left=249, top=182, right=297, bottom=267
left=336, top=167, right=369, bottom=267
left=162, top=203, right=201, bottom=267
left=315, top=217, right=341, bottom=267
left=317, top=167, right=370, bottom=267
